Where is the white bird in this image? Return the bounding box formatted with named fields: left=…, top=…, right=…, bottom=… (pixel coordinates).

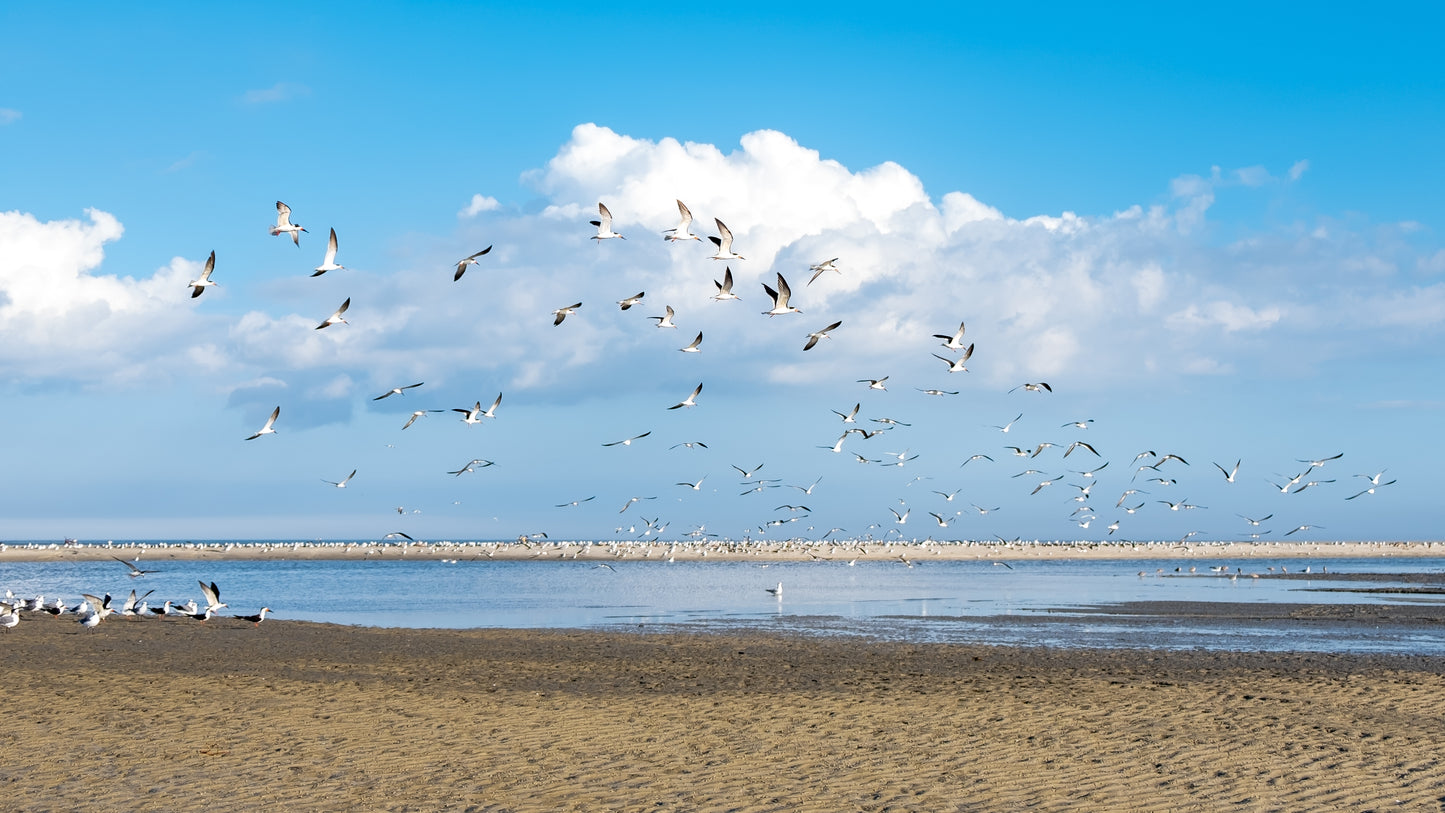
left=112, top=556, right=158, bottom=577
left=198, top=581, right=227, bottom=613
left=315, top=297, right=350, bottom=329
left=663, top=200, right=700, bottom=242
left=807, top=258, right=840, bottom=286
left=1355, top=470, right=1389, bottom=485
left=617, top=291, right=646, bottom=310
left=933, top=321, right=968, bottom=351
left=917, top=388, right=959, bottom=396
left=833, top=403, right=860, bottom=423
left=1009, top=382, right=1053, bottom=393
left=677, top=477, right=706, bottom=491
left=1238, top=513, right=1273, bottom=525
left=667, top=383, right=703, bottom=410
left=804, top=321, right=842, bottom=351
left=453, top=246, right=492, bottom=281
left=993, top=414, right=1023, bottom=433
left=933, top=344, right=975, bottom=373
left=322, top=469, right=356, bottom=488
left=453, top=401, right=487, bottom=425
left=1213, top=459, right=1242, bottom=483
left=858, top=377, right=888, bottom=391
left=245, top=406, right=280, bottom=440
left=552, top=302, right=581, bottom=325
left=1298, top=452, right=1344, bottom=468
left=889, top=507, right=910, bottom=524
left=762, top=273, right=800, bottom=316
left=732, top=463, right=764, bottom=480
left=311, top=228, right=345, bottom=276
left=679, top=332, right=703, bottom=353
left=590, top=202, right=624, bottom=240
left=188, top=251, right=217, bottom=298
left=401, top=409, right=443, bottom=430
left=269, top=201, right=307, bottom=245
left=374, top=383, right=424, bottom=401
left=708, top=218, right=743, bottom=260
left=765, top=582, right=782, bottom=597
left=603, top=432, right=651, bottom=447
left=651, top=305, right=678, bottom=328
left=447, top=458, right=495, bottom=475
left=928, top=512, right=952, bottom=528
left=712, top=267, right=740, bottom=301
left=1347, top=480, right=1396, bottom=500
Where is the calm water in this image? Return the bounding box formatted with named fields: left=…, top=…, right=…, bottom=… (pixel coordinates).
left=5, top=552, right=1445, bottom=654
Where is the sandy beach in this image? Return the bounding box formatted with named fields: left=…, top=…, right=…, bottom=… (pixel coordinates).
left=4, top=614, right=1443, bottom=812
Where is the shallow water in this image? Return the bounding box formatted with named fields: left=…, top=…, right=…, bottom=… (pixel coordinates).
left=5, top=552, right=1444, bottom=654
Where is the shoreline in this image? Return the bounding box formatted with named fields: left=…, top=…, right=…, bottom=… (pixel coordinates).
left=2, top=538, right=1442, bottom=563
left=4, top=616, right=1443, bottom=811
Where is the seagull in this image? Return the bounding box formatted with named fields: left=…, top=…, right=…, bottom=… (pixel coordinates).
left=590, top=202, right=624, bottom=240
left=245, top=406, right=280, bottom=440
left=552, top=302, right=582, bottom=325
left=234, top=607, right=272, bottom=627
left=1009, top=382, right=1052, bottom=393
left=1213, top=460, right=1242, bottom=483
left=667, top=383, right=703, bottom=410
left=198, top=580, right=227, bottom=614
left=1293, top=479, right=1335, bottom=494
left=188, top=251, right=218, bottom=298
left=804, top=321, right=842, bottom=351
left=603, top=432, right=651, bottom=447
left=452, top=246, right=493, bottom=281
left=708, top=218, right=743, bottom=260
left=858, top=377, right=888, bottom=391
left=933, top=321, right=967, bottom=351
left=679, top=332, right=703, bottom=353
left=762, top=273, right=801, bottom=316
left=932, top=345, right=974, bottom=372
left=1346, top=480, right=1396, bottom=500
left=322, top=469, right=356, bottom=488
left=315, top=297, right=350, bottom=329
left=617, top=291, right=645, bottom=310
left=269, top=201, right=306, bottom=246
left=401, top=409, right=443, bottom=430
left=712, top=267, right=740, bottom=301
left=991, top=414, right=1024, bottom=434
left=311, top=228, right=345, bottom=276
left=663, top=200, right=700, bottom=242
left=374, top=383, right=424, bottom=401
left=807, top=258, right=840, bottom=286
left=112, top=556, right=158, bottom=578
left=651, top=305, right=678, bottom=328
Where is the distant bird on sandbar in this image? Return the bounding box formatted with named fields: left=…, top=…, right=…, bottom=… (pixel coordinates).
left=234, top=607, right=272, bottom=627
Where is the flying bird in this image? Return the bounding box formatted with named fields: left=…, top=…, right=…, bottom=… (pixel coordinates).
left=322, top=470, right=357, bottom=488
left=453, top=246, right=492, bottom=281
left=667, top=383, right=703, bottom=410
left=374, top=383, right=424, bottom=401
left=245, top=406, right=280, bottom=440
left=762, top=273, right=801, bottom=316
left=679, top=331, right=703, bottom=353
left=617, top=292, right=645, bottom=310
left=603, top=432, right=651, bottom=447
left=663, top=200, right=700, bottom=242
left=401, top=409, right=443, bottom=430
left=1009, top=382, right=1053, bottom=393
left=315, top=297, right=350, bottom=329
left=708, top=218, right=744, bottom=260
left=803, top=321, right=842, bottom=351
left=269, top=201, right=307, bottom=245
left=807, top=258, right=840, bottom=286
left=993, top=413, right=1023, bottom=433
left=1346, top=480, right=1396, bottom=500
left=590, top=202, right=624, bottom=240
left=712, top=267, right=739, bottom=301
left=552, top=302, right=582, bottom=325
left=112, top=557, right=158, bottom=578
left=932, top=344, right=974, bottom=372
left=188, top=251, right=217, bottom=298
left=651, top=305, right=678, bottom=328
left=1213, top=460, right=1242, bottom=483
left=311, top=228, right=344, bottom=276
left=858, top=377, right=888, bottom=390
left=933, top=321, right=967, bottom=351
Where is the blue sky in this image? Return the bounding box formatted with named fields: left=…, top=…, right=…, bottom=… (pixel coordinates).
left=1, top=2, right=1442, bottom=542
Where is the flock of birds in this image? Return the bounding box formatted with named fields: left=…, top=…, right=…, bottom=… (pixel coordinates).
left=1, top=565, right=267, bottom=632
left=177, top=198, right=1401, bottom=547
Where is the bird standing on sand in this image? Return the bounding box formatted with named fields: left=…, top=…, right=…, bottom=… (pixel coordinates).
left=234, top=607, right=272, bottom=627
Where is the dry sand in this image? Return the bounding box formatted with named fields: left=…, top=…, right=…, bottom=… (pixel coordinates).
left=4, top=614, right=1443, bottom=812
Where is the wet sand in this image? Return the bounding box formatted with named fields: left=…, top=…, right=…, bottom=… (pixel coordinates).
left=4, top=614, right=1443, bottom=811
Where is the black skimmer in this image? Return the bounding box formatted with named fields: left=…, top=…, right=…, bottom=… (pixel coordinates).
left=245, top=406, right=280, bottom=440
left=373, top=383, right=424, bottom=400
left=803, top=320, right=842, bottom=351
left=807, top=258, right=840, bottom=286
left=590, top=202, right=624, bottom=240
left=708, top=218, right=743, bottom=260
left=188, top=250, right=217, bottom=298
left=269, top=201, right=307, bottom=245
left=712, top=267, right=739, bottom=301
left=315, top=297, right=350, bottom=329
left=617, top=291, right=645, bottom=310
left=311, top=227, right=344, bottom=276
left=234, top=608, right=272, bottom=627
left=667, top=383, right=703, bottom=410
left=113, top=556, right=158, bottom=577
left=552, top=302, right=581, bottom=325
left=453, top=246, right=492, bottom=281
left=762, top=273, right=800, bottom=315
left=663, top=200, right=700, bottom=242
